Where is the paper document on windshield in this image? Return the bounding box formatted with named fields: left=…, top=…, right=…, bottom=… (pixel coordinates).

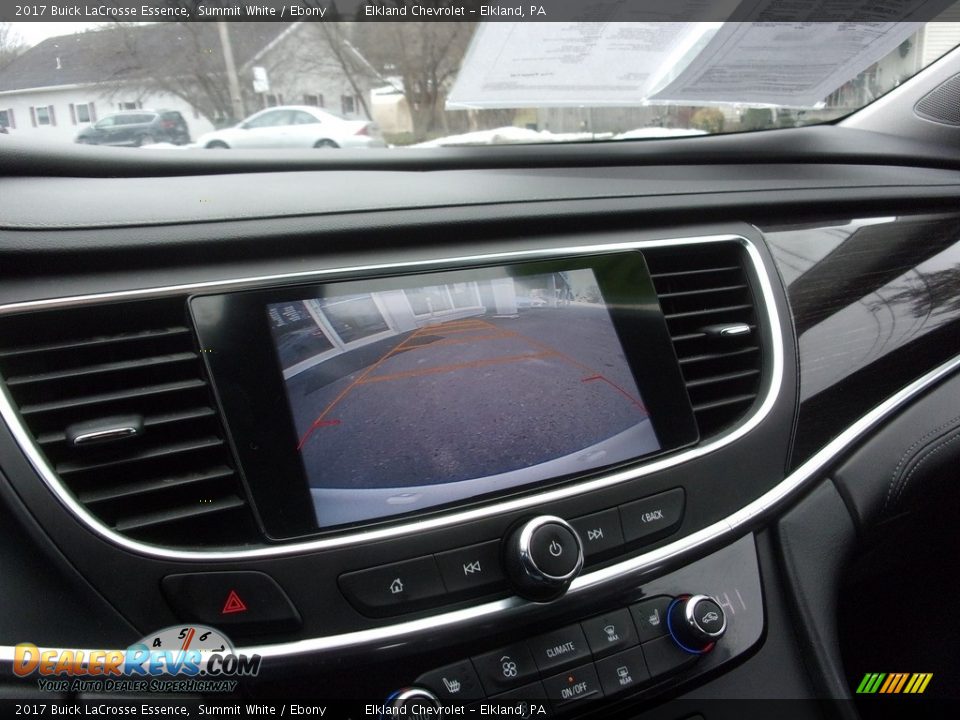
left=446, top=13, right=737, bottom=108
left=650, top=1, right=948, bottom=107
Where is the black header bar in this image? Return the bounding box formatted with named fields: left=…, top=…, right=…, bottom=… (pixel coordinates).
left=2, top=0, right=959, bottom=23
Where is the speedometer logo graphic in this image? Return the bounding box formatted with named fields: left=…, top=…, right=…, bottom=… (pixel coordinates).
left=139, top=625, right=234, bottom=654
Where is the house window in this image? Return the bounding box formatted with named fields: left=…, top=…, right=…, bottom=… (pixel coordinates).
left=341, top=95, right=356, bottom=115
left=0, top=109, right=12, bottom=129
left=32, top=105, right=55, bottom=126
left=118, top=101, right=140, bottom=111
left=264, top=93, right=284, bottom=108
left=70, top=102, right=92, bottom=124
left=303, top=93, right=324, bottom=108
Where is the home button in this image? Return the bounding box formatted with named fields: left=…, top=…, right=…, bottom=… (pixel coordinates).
left=339, top=555, right=447, bottom=617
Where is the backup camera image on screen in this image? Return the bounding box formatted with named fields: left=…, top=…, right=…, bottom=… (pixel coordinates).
left=267, top=269, right=659, bottom=528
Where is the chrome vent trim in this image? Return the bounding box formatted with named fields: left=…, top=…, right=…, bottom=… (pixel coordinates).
left=0, top=233, right=782, bottom=559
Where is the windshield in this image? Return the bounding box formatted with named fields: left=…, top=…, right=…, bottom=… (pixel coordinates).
left=1, top=9, right=958, bottom=150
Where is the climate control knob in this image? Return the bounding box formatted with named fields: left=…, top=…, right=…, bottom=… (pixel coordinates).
left=504, top=516, right=584, bottom=601
left=667, top=594, right=727, bottom=654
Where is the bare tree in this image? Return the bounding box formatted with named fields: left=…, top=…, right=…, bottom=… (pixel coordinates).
left=351, top=20, right=477, bottom=141
left=0, top=22, right=25, bottom=72
left=90, top=22, right=290, bottom=127
left=309, top=23, right=376, bottom=120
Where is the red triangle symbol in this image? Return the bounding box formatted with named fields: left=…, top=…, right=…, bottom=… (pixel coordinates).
left=221, top=590, right=248, bottom=615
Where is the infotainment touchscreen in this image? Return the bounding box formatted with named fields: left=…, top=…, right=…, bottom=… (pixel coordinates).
left=267, top=268, right=658, bottom=528
left=191, top=251, right=699, bottom=538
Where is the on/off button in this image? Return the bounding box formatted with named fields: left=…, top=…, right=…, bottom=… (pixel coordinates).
left=530, top=523, right=580, bottom=577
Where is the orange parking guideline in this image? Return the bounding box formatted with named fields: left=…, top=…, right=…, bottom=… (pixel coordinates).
left=297, top=315, right=648, bottom=449
left=386, top=331, right=515, bottom=354
left=296, top=324, right=430, bottom=448
left=358, top=351, right=556, bottom=385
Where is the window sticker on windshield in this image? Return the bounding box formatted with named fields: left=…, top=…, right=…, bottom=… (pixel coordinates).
left=651, top=19, right=930, bottom=107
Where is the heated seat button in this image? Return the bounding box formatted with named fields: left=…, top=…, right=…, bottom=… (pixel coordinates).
left=541, top=663, right=603, bottom=707
left=473, top=643, right=539, bottom=695
left=619, top=488, right=685, bottom=545
left=570, top=508, right=625, bottom=560
left=435, top=541, right=506, bottom=595
left=595, top=646, right=651, bottom=696
left=338, top=556, right=446, bottom=617
left=629, top=596, right=673, bottom=642
left=527, top=624, right=591, bottom=673
left=161, top=572, right=300, bottom=634
left=580, top=609, right=637, bottom=658
left=416, top=660, right=485, bottom=702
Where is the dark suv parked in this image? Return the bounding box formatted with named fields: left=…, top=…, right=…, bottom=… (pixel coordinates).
left=75, top=110, right=191, bottom=147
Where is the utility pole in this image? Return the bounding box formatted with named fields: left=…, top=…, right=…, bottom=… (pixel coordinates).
left=217, top=22, right=245, bottom=124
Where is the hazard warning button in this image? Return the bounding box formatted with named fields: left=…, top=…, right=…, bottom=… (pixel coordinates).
left=162, top=572, right=300, bottom=634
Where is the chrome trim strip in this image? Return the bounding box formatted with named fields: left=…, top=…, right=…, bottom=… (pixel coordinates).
left=0, top=351, right=958, bottom=665
left=0, top=233, right=782, bottom=561
left=72, top=427, right=139, bottom=446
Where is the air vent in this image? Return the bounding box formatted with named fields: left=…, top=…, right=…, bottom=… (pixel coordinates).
left=0, top=298, right=260, bottom=548
left=645, top=242, right=763, bottom=439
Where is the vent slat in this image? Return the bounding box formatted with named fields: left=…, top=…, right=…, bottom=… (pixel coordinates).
left=79, top=466, right=236, bottom=505
left=0, top=326, right=191, bottom=359
left=649, top=266, right=740, bottom=280
left=5, top=352, right=197, bottom=387
left=685, top=368, right=760, bottom=389
left=56, top=436, right=224, bottom=475
left=646, top=243, right=762, bottom=439
left=36, top=406, right=217, bottom=446
left=663, top=304, right=754, bottom=321
left=656, top=284, right=748, bottom=300
left=670, top=332, right=708, bottom=342
left=692, top=393, right=759, bottom=413
left=678, top=345, right=759, bottom=366
left=19, top=378, right=207, bottom=416
left=113, top=495, right=247, bottom=533
left=0, top=298, right=259, bottom=548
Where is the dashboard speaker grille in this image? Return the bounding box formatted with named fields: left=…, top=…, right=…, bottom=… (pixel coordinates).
left=644, top=242, right=763, bottom=439
left=914, top=72, right=960, bottom=126
left=0, top=298, right=260, bottom=547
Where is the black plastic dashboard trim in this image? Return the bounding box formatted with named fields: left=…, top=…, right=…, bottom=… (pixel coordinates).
left=3, top=126, right=960, bottom=178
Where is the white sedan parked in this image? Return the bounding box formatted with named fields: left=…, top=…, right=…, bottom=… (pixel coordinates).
left=197, top=106, right=386, bottom=149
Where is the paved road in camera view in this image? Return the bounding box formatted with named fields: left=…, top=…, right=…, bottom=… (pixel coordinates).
left=291, top=305, right=653, bottom=490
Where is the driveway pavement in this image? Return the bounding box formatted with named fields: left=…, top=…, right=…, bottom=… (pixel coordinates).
left=289, top=306, right=653, bottom=490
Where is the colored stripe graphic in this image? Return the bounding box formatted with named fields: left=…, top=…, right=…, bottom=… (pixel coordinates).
left=856, top=672, right=932, bottom=694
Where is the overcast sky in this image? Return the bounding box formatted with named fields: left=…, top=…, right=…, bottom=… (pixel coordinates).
left=14, top=22, right=108, bottom=48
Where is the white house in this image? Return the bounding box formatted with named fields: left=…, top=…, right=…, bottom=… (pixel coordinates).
left=0, top=22, right=377, bottom=144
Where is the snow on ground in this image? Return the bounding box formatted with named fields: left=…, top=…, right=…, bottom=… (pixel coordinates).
left=411, top=125, right=707, bottom=147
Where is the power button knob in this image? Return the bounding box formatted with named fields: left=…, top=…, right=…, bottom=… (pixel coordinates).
left=504, top=516, right=584, bottom=602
